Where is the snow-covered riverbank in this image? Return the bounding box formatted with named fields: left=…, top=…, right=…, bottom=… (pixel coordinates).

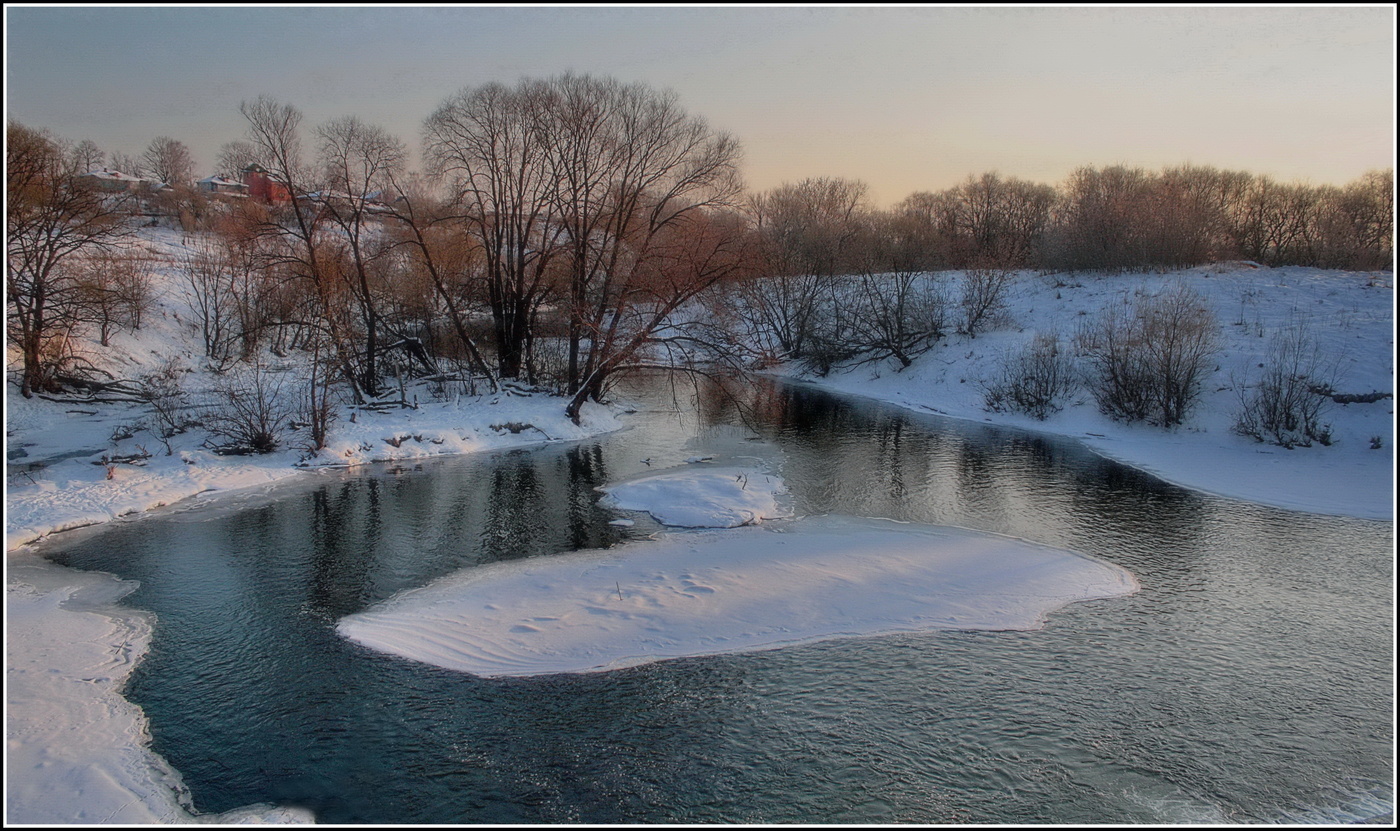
left=5, top=253, right=1392, bottom=824
left=772, top=264, right=1394, bottom=520
left=5, top=392, right=622, bottom=825
left=6, top=550, right=315, bottom=825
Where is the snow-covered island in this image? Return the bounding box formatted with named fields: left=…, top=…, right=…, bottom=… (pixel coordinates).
left=339, top=514, right=1138, bottom=678
left=5, top=229, right=1393, bottom=824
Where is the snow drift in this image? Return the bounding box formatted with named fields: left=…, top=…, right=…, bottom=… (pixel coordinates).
left=337, top=515, right=1138, bottom=677
left=597, top=465, right=792, bottom=527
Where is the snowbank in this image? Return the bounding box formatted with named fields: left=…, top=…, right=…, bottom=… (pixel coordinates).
left=5, top=393, right=623, bottom=551
left=598, top=465, right=791, bottom=527
left=5, top=552, right=313, bottom=824
left=778, top=265, right=1393, bottom=520
left=337, top=515, right=1137, bottom=677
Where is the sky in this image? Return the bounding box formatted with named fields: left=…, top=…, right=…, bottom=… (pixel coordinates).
left=5, top=4, right=1395, bottom=207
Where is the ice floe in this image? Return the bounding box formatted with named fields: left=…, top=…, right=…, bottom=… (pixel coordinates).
left=337, top=515, right=1138, bottom=677
left=597, top=465, right=792, bottom=527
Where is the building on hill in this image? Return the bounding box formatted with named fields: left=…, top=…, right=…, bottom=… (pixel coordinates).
left=77, top=167, right=148, bottom=193
left=197, top=175, right=249, bottom=197
left=242, top=163, right=291, bottom=204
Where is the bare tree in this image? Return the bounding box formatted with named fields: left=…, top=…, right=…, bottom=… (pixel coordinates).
left=70, top=139, right=104, bottom=172
left=940, top=172, right=1056, bottom=268
left=108, top=151, right=144, bottom=177
left=76, top=249, right=151, bottom=346
left=142, top=136, right=194, bottom=187
left=561, top=205, right=756, bottom=421
left=741, top=177, right=870, bottom=360
left=7, top=122, right=131, bottom=396
left=836, top=210, right=948, bottom=370
left=1046, top=165, right=1158, bottom=273
left=890, top=190, right=952, bottom=271
left=215, top=139, right=259, bottom=181
left=182, top=240, right=237, bottom=360
left=380, top=172, right=496, bottom=385
left=541, top=74, right=746, bottom=417
left=239, top=95, right=366, bottom=401
left=424, top=79, right=567, bottom=382
left=315, top=115, right=407, bottom=396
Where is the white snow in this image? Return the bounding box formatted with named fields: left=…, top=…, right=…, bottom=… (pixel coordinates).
left=774, top=265, right=1393, bottom=520
left=4, top=226, right=624, bottom=824
left=4, top=227, right=1392, bottom=823
left=3, top=229, right=625, bottom=551
left=5, top=551, right=313, bottom=824
left=337, top=515, right=1137, bottom=677
left=598, top=466, right=791, bottom=527
left=5, top=386, right=623, bottom=551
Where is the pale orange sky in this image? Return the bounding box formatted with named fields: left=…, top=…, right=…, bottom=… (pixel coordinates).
left=6, top=5, right=1394, bottom=206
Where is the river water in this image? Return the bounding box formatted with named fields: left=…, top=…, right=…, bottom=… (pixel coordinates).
left=36, top=377, right=1393, bottom=824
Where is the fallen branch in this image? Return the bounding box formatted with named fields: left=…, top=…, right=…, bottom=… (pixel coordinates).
left=1307, top=385, right=1393, bottom=405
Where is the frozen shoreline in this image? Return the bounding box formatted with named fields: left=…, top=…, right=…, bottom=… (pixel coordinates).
left=5, top=258, right=1392, bottom=823
left=782, top=372, right=1395, bottom=521
left=766, top=265, right=1393, bottom=522
left=6, top=392, right=623, bottom=825
left=5, top=550, right=313, bottom=825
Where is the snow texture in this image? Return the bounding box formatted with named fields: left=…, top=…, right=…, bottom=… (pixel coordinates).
left=3, top=225, right=1392, bottom=823
left=773, top=264, right=1393, bottom=520
left=598, top=466, right=791, bottom=527
left=5, top=551, right=313, bottom=824
left=337, top=515, right=1138, bottom=678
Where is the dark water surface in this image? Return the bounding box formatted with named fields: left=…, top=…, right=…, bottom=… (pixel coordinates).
left=38, top=378, right=1393, bottom=824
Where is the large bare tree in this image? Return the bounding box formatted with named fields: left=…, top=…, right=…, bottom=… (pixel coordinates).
left=423, top=74, right=746, bottom=419
left=239, top=96, right=366, bottom=400
left=141, top=136, right=194, bottom=187
left=424, top=79, right=567, bottom=382
left=315, top=115, right=407, bottom=396
left=215, top=139, right=259, bottom=181
left=70, top=139, right=104, bottom=172
left=7, top=122, right=130, bottom=396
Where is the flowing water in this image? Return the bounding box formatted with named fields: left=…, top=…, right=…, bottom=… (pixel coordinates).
left=35, top=377, right=1393, bottom=823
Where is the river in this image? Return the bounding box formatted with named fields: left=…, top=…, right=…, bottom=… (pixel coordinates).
left=35, top=376, right=1394, bottom=824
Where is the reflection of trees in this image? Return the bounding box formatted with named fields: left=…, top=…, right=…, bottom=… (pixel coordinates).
left=479, top=444, right=622, bottom=563
left=309, top=480, right=383, bottom=617
left=874, top=417, right=908, bottom=502
left=481, top=456, right=546, bottom=561
left=562, top=444, right=615, bottom=552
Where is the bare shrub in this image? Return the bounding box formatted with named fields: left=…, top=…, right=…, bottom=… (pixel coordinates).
left=182, top=241, right=236, bottom=360
left=797, top=289, right=860, bottom=376
left=958, top=267, right=1013, bottom=337
left=1076, top=283, right=1219, bottom=427
left=297, top=343, right=340, bottom=455
left=136, top=358, right=191, bottom=455
left=846, top=271, right=948, bottom=369
left=1233, top=316, right=1337, bottom=448
left=75, top=250, right=152, bottom=346
left=204, top=363, right=294, bottom=454
left=982, top=331, right=1077, bottom=420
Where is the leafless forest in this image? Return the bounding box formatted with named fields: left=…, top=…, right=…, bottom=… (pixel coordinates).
left=8, top=74, right=1393, bottom=450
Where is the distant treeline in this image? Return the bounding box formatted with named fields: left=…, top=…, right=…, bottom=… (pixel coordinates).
left=759, top=166, right=1393, bottom=278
